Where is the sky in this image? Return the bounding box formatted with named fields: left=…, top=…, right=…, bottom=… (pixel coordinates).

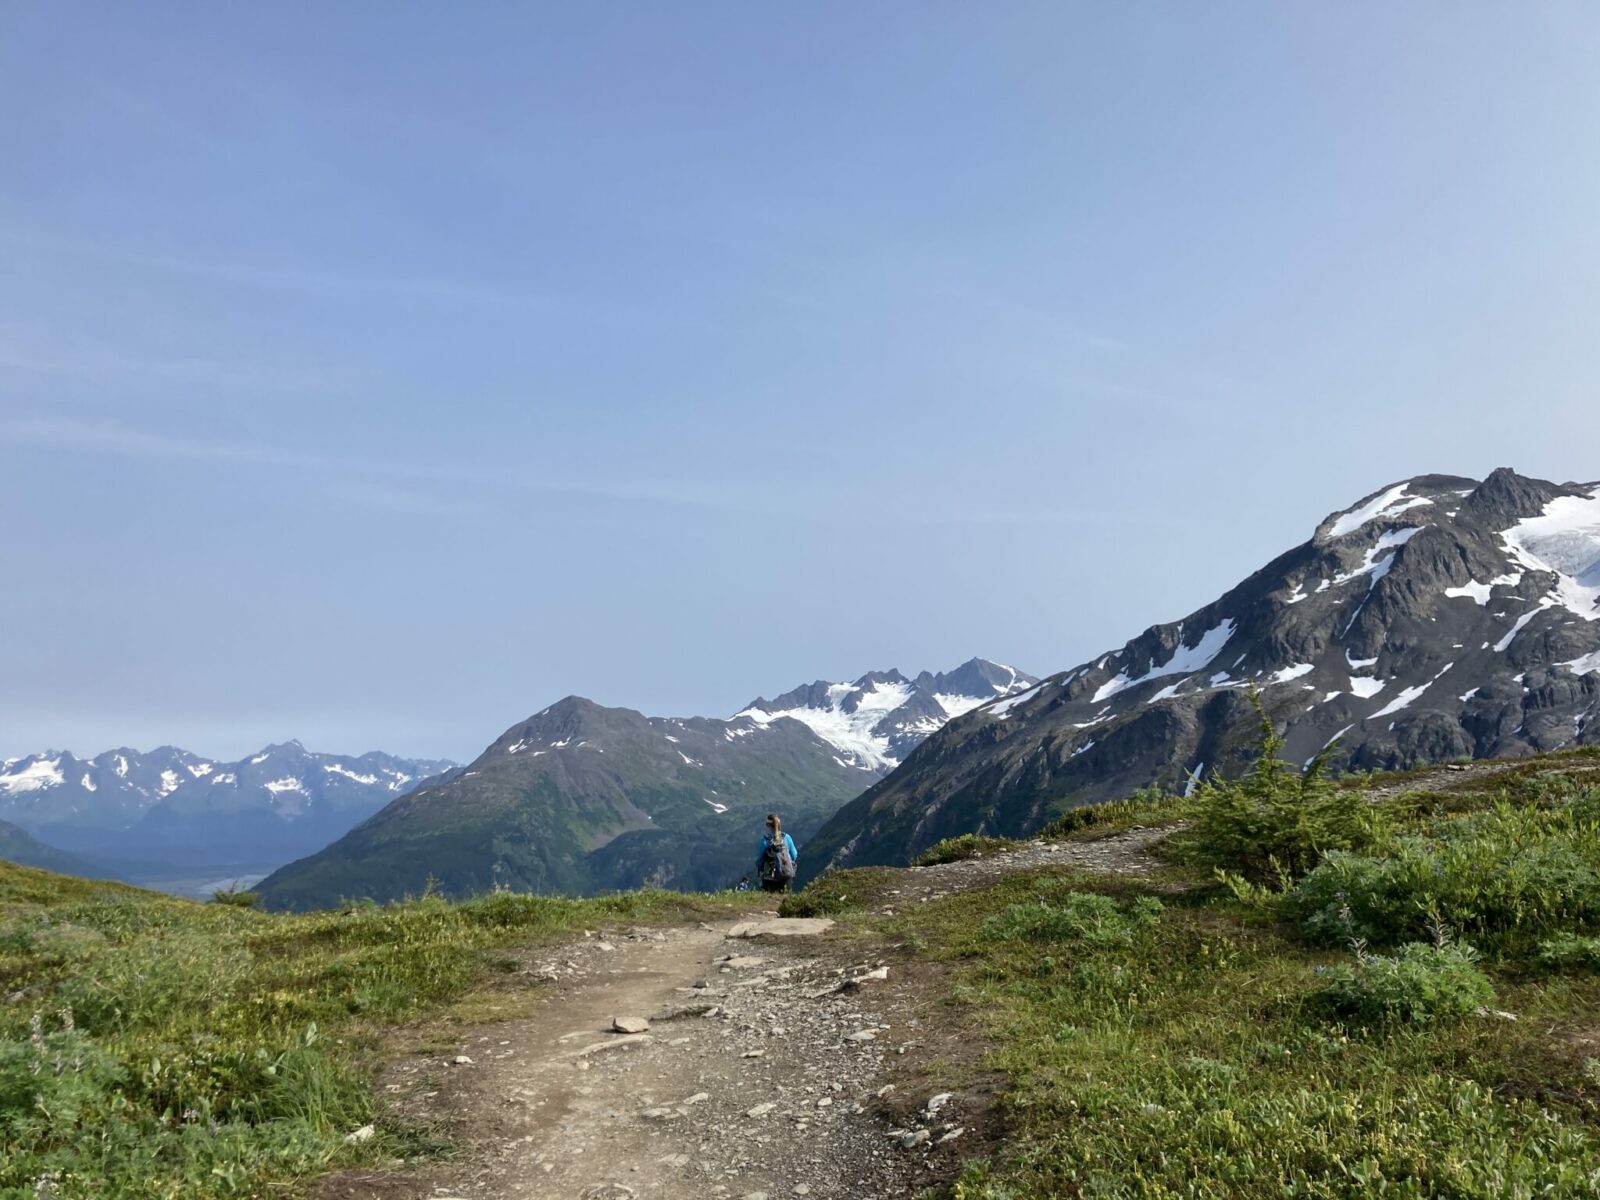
left=4, top=3, right=1600, bottom=762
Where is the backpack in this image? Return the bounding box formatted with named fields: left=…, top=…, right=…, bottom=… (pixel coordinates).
left=761, top=834, right=796, bottom=882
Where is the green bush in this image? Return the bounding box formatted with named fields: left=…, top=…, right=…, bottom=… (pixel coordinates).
left=1318, top=941, right=1494, bottom=1027
left=1291, top=802, right=1600, bottom=954
left=912, top=834, right=1017, bottom=866
left=211, top=887, right=260, bottom=909
left=1537, top=933, right=1600, bottom=973
left=981, top=888, right=1163, bottom=948
left=1179, top=696, right=1372, bottom=883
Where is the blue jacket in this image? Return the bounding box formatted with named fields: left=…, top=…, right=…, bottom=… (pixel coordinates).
left=757, top=832, right=798, bottom=876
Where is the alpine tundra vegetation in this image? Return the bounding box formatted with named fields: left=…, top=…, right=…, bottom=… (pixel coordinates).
left=4, top=741, right=1600, bottom=1197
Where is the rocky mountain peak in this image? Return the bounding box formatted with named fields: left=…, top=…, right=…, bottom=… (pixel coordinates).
left=805, top=469, right=1600, bottom=878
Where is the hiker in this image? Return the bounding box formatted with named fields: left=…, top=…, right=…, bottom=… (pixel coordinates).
left=756, top=812, right=798, bottom=893
left=736, top=875, right=752, bottom=892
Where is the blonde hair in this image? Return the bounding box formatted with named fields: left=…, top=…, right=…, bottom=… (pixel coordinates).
left=766, top=812, right=782, bottom=833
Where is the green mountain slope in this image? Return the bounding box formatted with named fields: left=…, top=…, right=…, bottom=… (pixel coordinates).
left=0, top=816, right=104, bottom=877
left=256, top=696, right=869, bottom=909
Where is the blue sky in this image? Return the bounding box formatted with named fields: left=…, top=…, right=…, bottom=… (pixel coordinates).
left=4, top=3, right=1599, bottom=761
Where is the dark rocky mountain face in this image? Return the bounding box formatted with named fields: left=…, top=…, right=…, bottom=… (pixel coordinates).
left=256, top=658, right=1035, bottom=910
left=0, top=742, right=455, bottom=872
left=804, top=469, right=1600, bottom=878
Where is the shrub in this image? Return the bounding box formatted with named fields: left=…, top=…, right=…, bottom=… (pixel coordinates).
left=912, top=834, right=1016, bottom=866
left=981, top=889, right=1163, bottom=947
left=1040, top=787, right=1178, bottom=838
left=1537, top=933, right=1600, bottom=973
left=1318, top=941, right=1494, bottom=1027
left=1291, top=802, right=1600, bottom=954
left=1179, top=695, right=1372, bottom=883
left=212, top=887, right=260, bottom=909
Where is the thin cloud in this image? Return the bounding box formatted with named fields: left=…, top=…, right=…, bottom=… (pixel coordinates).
left=0, top=323, right=341, bottom=394
left=0, top=414, right=727, bottom=509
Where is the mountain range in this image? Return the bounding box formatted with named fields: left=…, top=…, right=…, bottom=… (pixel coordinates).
left=803, top=468, right=1600, bottom=878
left=0, top=742, right=455, bottom=887
left=255, top=659, right=1035, bottom=909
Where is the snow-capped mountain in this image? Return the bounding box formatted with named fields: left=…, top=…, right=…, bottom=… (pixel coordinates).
left=736, top=659, right=1038, bottom=771
left=0, top=742, right=454, bottom=868
left=805, top=469, right=1600, bottom=877
left=0, top=746, right=215, bottom=832
left=257, top=657, right=1033, bottom=909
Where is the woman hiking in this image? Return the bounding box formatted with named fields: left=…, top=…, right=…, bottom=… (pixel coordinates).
left=755, top=812, right=798, bottom=893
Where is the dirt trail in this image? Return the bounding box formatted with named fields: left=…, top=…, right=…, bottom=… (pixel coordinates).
left=315, top=829, right=1167, bottom=1200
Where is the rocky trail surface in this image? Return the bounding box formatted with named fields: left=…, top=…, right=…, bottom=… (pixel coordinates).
left=313, top=829, right=1168, bottom=1200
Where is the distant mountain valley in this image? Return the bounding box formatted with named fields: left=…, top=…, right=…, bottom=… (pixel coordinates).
left=254, top=659, right=1035, bottom=909
left=0, top=742, right=455, bottom=896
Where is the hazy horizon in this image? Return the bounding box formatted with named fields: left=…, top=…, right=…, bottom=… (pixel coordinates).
left=6, top=4, right=1600, bottom=761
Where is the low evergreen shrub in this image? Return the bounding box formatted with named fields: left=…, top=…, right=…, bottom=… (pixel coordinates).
left=1177, top=695, right=1373, bottom=883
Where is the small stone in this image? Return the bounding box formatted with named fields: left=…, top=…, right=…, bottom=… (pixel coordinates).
left=682, top=1092, right=711, bottom=1105
left=794, top=1187, right=812, bottom=1196
left=612, top=1015, right=651, bottom=1034
left=343, top=1124, right=376, bottom=1144
left=926, top=1092, right=953, bottom=1115
left=640, top=1107, right=681, bottom=1120
left=845, top=1030, right=877, bottom=1043
left=876, top=1084, right=896, bottom=1098
left=746, top=1102, right=777, bottom=1117
left=742, top=1048, right=767, bottom=1058
left=451, top=1055, right=474, bottom=1065
left=659, top=1153, right=690, bottom=1167
left=899, top=1129, right=931, bottom=1148
left=938, top=1127, right=966, bottom=1144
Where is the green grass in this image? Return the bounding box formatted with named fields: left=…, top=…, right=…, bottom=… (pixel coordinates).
left=796, top=749, right=1600, bottom=1198
left=0, top=864, right=763, bottom=1199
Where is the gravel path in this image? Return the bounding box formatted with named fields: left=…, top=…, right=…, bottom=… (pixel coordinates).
left=312, top=828, right=1170, bottom=1200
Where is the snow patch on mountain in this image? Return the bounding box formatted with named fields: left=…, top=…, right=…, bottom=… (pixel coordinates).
left=738, top=659, right=1038, bottom=772
left=1092, top=620, right=1237, bottom=703
left=1502, top=486, right=1600, bottom=620
left=0, top=757, right=64, bottom=793
left=739, top=678, right=912, bottom=771
left=1325, top=483, right=1434, bottom=539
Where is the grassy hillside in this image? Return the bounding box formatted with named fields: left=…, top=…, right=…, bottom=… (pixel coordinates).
left=0, top=862, right=763, bottom=1199
left=8, top=737, right=1600, bottom=1197
left=792, top=742, right=1600, bottom=1197
left=257, top=699, right=867, bottom=910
